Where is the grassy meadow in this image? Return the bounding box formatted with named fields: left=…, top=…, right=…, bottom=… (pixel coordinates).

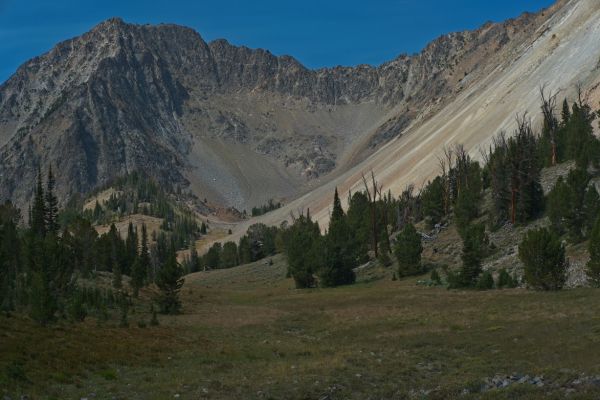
left=2, top=254, right=600, bottom=399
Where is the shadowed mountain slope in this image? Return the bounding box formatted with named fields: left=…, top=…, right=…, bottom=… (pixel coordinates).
left=0, top=1, right=578, bottom=213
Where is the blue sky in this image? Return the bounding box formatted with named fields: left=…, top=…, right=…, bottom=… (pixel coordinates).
left=0, top=0, right=554, bottom=84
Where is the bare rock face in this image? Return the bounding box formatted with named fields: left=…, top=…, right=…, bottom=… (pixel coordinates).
left=0, top=6, right=560, bottom=210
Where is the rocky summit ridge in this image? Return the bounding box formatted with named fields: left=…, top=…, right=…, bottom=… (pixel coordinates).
left=0, top=1, right=587, bottom=213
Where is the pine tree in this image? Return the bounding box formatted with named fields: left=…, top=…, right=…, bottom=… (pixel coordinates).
left=565, top=168, right=589, bottom=242
left=188, top=244, right=200, bottom=273
left=561, top=98, right=571, bottom=125
left=221, top=241, right=239, bottom=268
left=320, top=188, right=356, bottom=287
left=200, top=222, right=207, bottom=235
left=205, top=242, right=222, bottom=269
left=125, top=222, right=138, bottom=273
left=476, top=271, right=494, bottom=290
left=454, top=187, right=478, bottom=238
left=547, top=176, right=571, bottom=235
left=139, top=224, right=150, bottom=282
left=284, top=212, right=323, bottom=288
left=346, top=191, right=371, bottom=263
left=131, top=257, right=144, bottom=297
left=394, top=223, right=423, bottom=277
left=31, top=169, right=46, bottom=238
left=497, top=269, right=516, bottom=289
left=112, top=261, right=122, bottom=289
left=587, top=215, right=600, bottom=287
left=420, top=177, right=445, bottom=228
left=45, top=166, right=59, bottom=235
left=0, top=202, right=21, bottom=313
left=458, top=223, right=485, bottom=287
left=238, top=236, right=252, bottom=265
left=519, top=227, right=567, bottom=290
left=155, top=250, right=184, bottom=314
left=565, top=102, right=598, bottom=169
left=93, top=200, right=103, bottom=221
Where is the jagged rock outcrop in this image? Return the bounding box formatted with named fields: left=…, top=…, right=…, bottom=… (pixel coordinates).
left=0, top=1, right=585, bottom=211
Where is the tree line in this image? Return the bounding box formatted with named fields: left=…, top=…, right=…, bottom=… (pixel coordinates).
left=275, top=89, right=599, bottom=290
left=0, top=168, right=185, bottom=326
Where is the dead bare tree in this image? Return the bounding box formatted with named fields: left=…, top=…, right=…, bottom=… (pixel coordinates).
left=540, top=84, right=559, bottom=165
left=437, top=146, right=454, bottom=215
left=576, top=82, right=584, bottom=107
left=362, top=171, right=383, bottom=258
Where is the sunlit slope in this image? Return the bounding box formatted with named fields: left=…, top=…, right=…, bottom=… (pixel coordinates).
left=230, top=0, right=600, bottom=236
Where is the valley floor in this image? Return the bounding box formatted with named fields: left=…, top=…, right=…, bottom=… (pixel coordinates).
left=3, top=255, right=600, bottom=399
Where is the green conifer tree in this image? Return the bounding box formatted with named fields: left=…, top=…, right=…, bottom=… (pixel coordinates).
left=458, top=223, right=486, bottom=287
left=221, top=241, right=239, bottom=268
left=155, top=250, right=184, bottom=314
left=31, top=169, right=47, bottom=238
left=320, top=188, right=356, bottom=287
left=394, top=223, right=423, bottom=277
left=45, top=166, right=59, bottom=235
left=519, top=227, right=567, bottom=290
left=547, top=176, right=571, bottom=235
left=284, top=212, right=323, bottom=288
left=420, top=177, right=445, bottom=228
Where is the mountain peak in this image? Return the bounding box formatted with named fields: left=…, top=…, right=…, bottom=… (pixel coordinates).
left=1, top=0, right=598, bottom=217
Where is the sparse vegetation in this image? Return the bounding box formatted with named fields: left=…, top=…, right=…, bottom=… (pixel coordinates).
left=251, top=198, right=282, bottom=217
left=519, top=228, right=567, bottom=291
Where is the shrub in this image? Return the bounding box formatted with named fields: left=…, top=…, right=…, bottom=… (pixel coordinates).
left=476, top=271, right=494, bottom=290
left=497, top=269, right=516, bottom=288
left=518, top=228, right=567, bottom=290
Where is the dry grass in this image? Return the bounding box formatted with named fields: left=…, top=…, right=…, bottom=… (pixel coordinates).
left=82, top=188, right=121, bottom=211
left=3, top=255, right=600, bottom=399
left=94, top=214, right=164, bottom=241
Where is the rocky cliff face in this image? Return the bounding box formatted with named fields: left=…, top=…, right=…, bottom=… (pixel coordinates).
left=0, top=3, right=565, bottom=210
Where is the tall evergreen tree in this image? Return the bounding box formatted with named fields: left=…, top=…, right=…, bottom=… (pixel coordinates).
left=420, top=177, right=445, bottom=228
left=31, top=169, right=47, bottom=238
left=45, top=165, right=59, bottom=235
left=565, top=168, right=590, bottom=242
left=320, top=188, right=356, bottom=287
left=457, top=223, right=485, bottom=287
left=155, top=250, right=184, bottom=314
left=565, top=102, right=599, bottom=169
left=125, top=222, right=138, bottom=271
left=221, top=241, right=239, bottom=268
left=346, top=191, right=371, bottom=263
left=547, top=176, right=571, bottom=235
left=130, top=257, right=144, bottom=297
left=139, top=224, right=150, bottom=281
left=394, top=223, right=423, bottom=277
left=284, top=212, right=323, bottom=288
left=561, top=98, right=571, bottom=125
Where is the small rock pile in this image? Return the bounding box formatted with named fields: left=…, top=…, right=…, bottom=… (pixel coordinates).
left=482, top=373, right=545, bottom=391
left=473, top=372, right=600, bottom=394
